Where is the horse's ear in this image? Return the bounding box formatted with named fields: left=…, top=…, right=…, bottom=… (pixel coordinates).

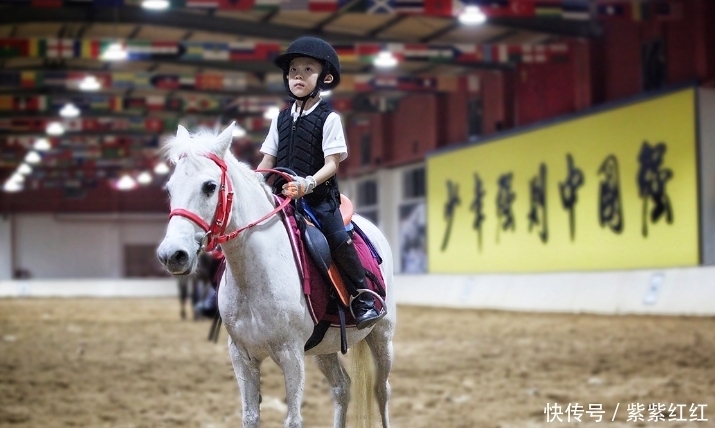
left=177, top=125, right=190, bottom=139
left=215, top=122, right=235, bottom=155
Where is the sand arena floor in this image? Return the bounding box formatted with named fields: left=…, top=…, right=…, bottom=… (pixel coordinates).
left=1, top=298, right=714, bottom=428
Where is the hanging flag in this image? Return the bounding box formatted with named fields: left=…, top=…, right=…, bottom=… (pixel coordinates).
left=46, top=39, right=75, bottom=58
left=534, top=0, right=562, bottom=17
left=0, top=39, right=29, bottom=57
left=309, top=0, right=338, bottom=11
left=219, top=0, right=255, bottom=9
left=561, top=0, right=589, bottom=20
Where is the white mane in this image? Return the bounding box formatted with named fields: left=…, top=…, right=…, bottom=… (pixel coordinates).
left=162, top=126, right=271, bottom=197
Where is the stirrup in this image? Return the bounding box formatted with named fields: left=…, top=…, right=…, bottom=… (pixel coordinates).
left=348, top=288, right=387, bottom=320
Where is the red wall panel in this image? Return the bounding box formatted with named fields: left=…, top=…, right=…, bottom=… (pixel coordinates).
left=514, top=61, right=575, bottom=126
left=386, top=94, right=437, bottom=166
left=602, top=21, right=642, bottom=100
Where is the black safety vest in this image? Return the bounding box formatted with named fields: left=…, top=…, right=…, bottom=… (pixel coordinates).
left=275, top=101, right=339, bottom=204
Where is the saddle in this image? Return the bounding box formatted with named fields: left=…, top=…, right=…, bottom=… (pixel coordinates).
left=278, top=195, right=387, bottom=353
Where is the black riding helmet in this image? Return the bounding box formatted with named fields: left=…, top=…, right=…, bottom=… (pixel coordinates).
left=274, top=37, right=341, bottom=100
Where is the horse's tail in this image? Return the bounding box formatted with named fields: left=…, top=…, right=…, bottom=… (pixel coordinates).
left=351, top=338, right=374, bottom=428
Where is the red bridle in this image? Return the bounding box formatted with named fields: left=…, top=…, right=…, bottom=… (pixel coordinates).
left=168, top=153, right=292, bottom=252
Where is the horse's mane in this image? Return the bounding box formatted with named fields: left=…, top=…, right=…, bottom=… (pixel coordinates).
left=162, top=126, right=272, bottom=198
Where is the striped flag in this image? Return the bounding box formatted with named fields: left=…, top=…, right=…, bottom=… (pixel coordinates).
left=47, top=39, right=74, bottom=58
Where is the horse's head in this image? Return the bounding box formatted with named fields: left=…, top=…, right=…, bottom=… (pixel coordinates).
left=156, top=122, right=235, bottom=275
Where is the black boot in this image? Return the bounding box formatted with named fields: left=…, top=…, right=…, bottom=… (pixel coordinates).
left=332, top=238, right=385, bottom=330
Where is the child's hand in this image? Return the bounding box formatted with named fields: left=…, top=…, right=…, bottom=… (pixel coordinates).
left=282, top=175, right=317, bottom=200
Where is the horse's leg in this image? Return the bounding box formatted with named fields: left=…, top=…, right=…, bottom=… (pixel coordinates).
left=228, top=339, right=262, bottom=428
left=178, top=278, right=188, bottom=320
left=273, top=346, right=305, bottom=428
left=366, top=326, right=394, bottom=428
left=314, top=353, right=351, bottom=428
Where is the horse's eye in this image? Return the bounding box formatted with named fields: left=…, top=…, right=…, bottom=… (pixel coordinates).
left=202, top=181, right=217, bottom=196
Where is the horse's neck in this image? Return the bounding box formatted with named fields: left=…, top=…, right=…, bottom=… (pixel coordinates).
left=221, top=165, right=294, bottom=289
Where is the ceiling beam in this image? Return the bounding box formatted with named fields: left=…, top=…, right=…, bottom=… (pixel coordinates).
left=0, top=6, right=381, bottom=43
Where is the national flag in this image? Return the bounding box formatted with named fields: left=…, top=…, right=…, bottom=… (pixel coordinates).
left=394, top=0, right=423, bottom=14
left=47, top=39, right=75, bottom=58
left=110, top=96, right=124, bottom=112
left=219, top=0, right=255, bottom=9
left=367, top=0, right=394, bottom=13
left=20, top=71, right=40, bottom=88
left=222, top=74, right=247, bottom=91
left=354, top=74, right=373, bottom=91
left=522, top=44, right=547, bottom=63
left=165, top=97, right=183, bottom=111
left=146, top=96, right=166, bottom=111
left=280, top=0, right=308, bottom=10
left=508, top=0, right=535, bottom=17
left=80, top=39, right=100, bottom=58
left=253, top=0, right=281, bottom=11
left=196, top=73, right=225, bottom=90
left=334, top=45, right=358, bottom=63
left=0, top=39, right=29, bottom=57
left=534, top=0, right=562, bottom=17
left=179, top=75, right=195, bottom=89
left=561, top=0, right=589, bottom=20
left=125, top=97, right=147, bottom=110
left=149, top=41, right=180, bottom=57
left=112, top=72, right=137, bottom=89
left=186, top=0, right=220, bottom=7
left=201, top=43, right=230, bottom=61
left=356, top=44, right=381, bottom=62
left=145, top=118, right=164, bottom=133
left=423, top=0, right=454, bottom=16
left=64, top=118, right=82, bottom=132
left=28, top=38, right=47, bottom=57
left=309, top=0, right=337, bottom=12
left=151, top=75, right=181, bottom=90
left=0, top=96, right=13, bottom=111
left=182, top=42, right=205, bottom=61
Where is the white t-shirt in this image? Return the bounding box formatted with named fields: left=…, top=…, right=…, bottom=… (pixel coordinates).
left=260, top=100, right=348, bottom=162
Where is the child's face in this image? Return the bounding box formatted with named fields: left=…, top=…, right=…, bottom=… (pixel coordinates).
left=287, top=57, right=324, bottom=98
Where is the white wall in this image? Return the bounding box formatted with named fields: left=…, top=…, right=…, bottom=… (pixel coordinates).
left=0, top=215, right=12, bottom=280
left=10, top=213, right=167, bottom=279
left=699, top=88, right=715, bottom=265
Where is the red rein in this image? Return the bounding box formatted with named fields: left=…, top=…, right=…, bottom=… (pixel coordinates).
left=169, top=154, right=292, bottom=251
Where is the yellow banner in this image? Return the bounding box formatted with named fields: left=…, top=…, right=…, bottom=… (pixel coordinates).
left=427, top=88, right=699, bottom=273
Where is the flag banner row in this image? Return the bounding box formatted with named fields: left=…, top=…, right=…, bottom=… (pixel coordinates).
left=0, top=38, right=571, bottom=65
left=0, top=93, right=287, bottom=114
left=0, top=0, right=683, bottom=21
left=0, top=70, right=249, bottom=92
left=0, top=115, right=272, bottom=134
left=0, top=72, right=484, bottom=104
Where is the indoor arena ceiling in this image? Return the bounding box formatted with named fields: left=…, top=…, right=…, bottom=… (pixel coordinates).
left=0, top=0, right=625, bottom=193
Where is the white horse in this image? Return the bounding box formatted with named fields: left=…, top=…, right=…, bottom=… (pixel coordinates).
left=156, top=123, right=396, bottom=428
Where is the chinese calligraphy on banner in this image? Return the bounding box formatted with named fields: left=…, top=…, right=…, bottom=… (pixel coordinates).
left=427, top=88, right=698, bottom=273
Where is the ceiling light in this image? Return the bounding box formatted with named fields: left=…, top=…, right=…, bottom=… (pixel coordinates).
left=24, top=151, right=41, bottom=164
left=232, top=125, right=247, bottom=138
left=141, top=0, right=169, bottom=9
left=3, top=180, right=22, bottom=193
left=263, top=106, right=280, bottom=120
left=33, top=138, right=51, bottom=151
left=79, top=76, right=101, bottom=91
left=17, top=163, right=32, bottom=175
left=373, top=51, right=398, bottom=69
left=59, top=103, right=80, bottom=118
left=459, top=5, right=487, bottom=25
left=9, top=172, right=25, bottom=183
left=153, top=162, right=170, bottom=175
left=137, top=171, right=152, bottom=185
left=116, top=174, right=137, bottom=191
left=102, top=42, right=128, bottom=61
left=46, top=122, right=65, bottom=136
